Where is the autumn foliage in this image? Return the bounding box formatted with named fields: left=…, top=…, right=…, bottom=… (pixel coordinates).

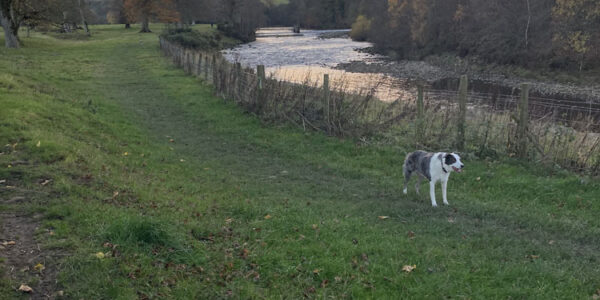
left=123, top=0, right=180, bottom=32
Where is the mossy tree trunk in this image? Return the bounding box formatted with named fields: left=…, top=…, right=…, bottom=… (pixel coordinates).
left=0, top=1, right=21, bottom=48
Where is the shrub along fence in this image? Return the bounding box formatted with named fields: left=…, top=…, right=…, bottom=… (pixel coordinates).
left=159, top=37, right=600, bottom=176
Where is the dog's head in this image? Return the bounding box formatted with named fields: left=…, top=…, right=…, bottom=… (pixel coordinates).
left=444, top=153, right=464, bottom=173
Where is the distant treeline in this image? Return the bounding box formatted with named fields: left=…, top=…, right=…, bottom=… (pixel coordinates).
left=266, top=0, right=600, bottom=71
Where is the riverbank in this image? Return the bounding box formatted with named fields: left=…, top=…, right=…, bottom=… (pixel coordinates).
left=337, top=52, right=600, bottom=101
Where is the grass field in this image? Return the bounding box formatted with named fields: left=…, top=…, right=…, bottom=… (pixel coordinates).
left=1, top=24, right=600, bottom=299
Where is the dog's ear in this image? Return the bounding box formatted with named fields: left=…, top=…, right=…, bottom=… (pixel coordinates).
left=444, top=153, right=456, bottom=165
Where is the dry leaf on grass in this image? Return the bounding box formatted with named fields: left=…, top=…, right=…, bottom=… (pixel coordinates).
left=18, top=285, right=33, bottom=293
left=264, top=214, right=272, bottom=220
left=2, top=241, right=16, bottom=246
left=34, top=263, right=45, bottom=272
left=402, top=265, right=416, bottom=273
left=378, top=216, right=390, bottom=220
left=95, top=252, right=105, bottom=259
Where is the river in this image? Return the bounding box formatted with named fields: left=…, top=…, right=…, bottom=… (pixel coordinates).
left=222, top=28, right=415, bottom=102
left=222, top=27, right=600, bottom=123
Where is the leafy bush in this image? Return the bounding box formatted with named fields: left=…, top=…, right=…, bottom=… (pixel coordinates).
left=350, top=15, right=371, bottom=42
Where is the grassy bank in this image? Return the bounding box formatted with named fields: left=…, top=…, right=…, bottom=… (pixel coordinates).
left=1, top=24, right=600, bottom=299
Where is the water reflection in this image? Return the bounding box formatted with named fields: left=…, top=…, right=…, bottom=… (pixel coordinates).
left=222, top=28, right=414, bottom=102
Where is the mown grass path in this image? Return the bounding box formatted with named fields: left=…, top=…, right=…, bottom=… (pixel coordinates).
left=1, top=25, right=599, bottom=299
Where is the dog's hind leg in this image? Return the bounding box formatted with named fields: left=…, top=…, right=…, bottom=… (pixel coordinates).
left=414, top=175, right=422, bottom=195
left=403, top=170, right=411, bottom=195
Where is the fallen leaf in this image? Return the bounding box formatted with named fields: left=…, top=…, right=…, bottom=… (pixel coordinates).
left=169, top=139, right=175, bottom=143
left=320, top=279, right=329, bottom=288
left=476, top=177, right=481, bottom=181
left=180, top=159, right=185, bottom=162
left=312, top=269, right=320, bottom=275
left=18, top=285, right=33, bottom=293
left=123, top=152, right=129, bottom=156
left=36, top=141, right=41, bottom=147
left=548, top=240, right=555, bottom=245
left=2, top=241, right=16, bottom=246
left=527, top=254, right=540, bottom=260
left=447, top=217, right=455, bottom=223
left=112, top=191, right=119, bottom=199
left=378, top=216, right=390, bottom=220
left=334, top=276, right=342, bottom=283
left=240, top=248, right=250, bottom=259
left=95, top=252, right=105, bottom=259
left=312, top=224, right=318, bottom=230
left=40, top=179, right=52, bottom=186
left=34, top=263, right=45, bottom=272
left=402, top=265, right=416, bottom=273
left=407, top=231, right=415, bottom=239
left=264, top=214, right=272, bottom=220
left=225, top=218, right=233, bottom=224
left=57, top=290, right=64, bottom=297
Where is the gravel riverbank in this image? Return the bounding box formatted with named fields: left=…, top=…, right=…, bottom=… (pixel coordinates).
left=336, top=58, right=600, bottom=101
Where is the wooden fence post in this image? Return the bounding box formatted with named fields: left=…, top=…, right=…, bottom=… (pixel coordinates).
left=517, top=83, right=530, bottom=158
left=323, top=74, right=330, bottom=133
left=416, top=84, right=424, bottom=147
left=256, top=65, right=265, bottom=113
left=457, top=75, right=468, bottom=151
left=204, top=54, right=209, bottom=80
left=235, top=62, right=242, bottom=101
left=196, top=52, right=202, bottom=76
left=212, top=54, right=217, bottom=85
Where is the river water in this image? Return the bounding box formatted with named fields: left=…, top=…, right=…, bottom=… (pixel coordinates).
left=222, top=27, right=600, bottom=123
left=222, top=28, right=415, bottom=102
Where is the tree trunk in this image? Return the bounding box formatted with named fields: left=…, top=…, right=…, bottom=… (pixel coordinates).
left=0, top=6, right=20, bottom=48
left=78, top=0, right=90, bottom=36
left=140, top=14, right=151, bottom=33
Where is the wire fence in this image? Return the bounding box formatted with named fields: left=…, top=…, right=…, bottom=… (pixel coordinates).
left=159, top=37, right=600, bottom=176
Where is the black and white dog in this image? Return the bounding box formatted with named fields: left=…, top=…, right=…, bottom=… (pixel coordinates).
left=402, top=151, right=464, bottom=207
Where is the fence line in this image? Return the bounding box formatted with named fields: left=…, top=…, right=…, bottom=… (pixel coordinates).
left=159, top=37, right=600, bottom=175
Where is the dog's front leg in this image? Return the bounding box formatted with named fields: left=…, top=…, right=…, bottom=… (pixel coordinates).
left=442, top=179, right=449, bottom=205
left=429, top=181, right=437, bottom=207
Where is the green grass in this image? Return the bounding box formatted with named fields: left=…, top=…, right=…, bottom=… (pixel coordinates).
left=1, top=24, right=600, bottom=299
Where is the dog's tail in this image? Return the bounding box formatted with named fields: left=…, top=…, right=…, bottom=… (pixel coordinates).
left=402, top=152, right=412, bottom=178
left=402, top=153, right=412, bottom=194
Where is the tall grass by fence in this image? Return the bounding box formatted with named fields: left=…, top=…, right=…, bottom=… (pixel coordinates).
left=159, top=37, right=600, bottom=175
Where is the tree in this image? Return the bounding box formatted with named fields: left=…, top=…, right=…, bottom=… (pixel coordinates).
left=216, top=0, right=266, bottom=42
left=552, top=0, right=600, bottom=70
left=1, top=0, right=25, bottom=48
left=123, top=0, right=179, bottom=33
left=78, top=0, right=90, bottom=35
left=107, top=0, right=130, bottom=28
